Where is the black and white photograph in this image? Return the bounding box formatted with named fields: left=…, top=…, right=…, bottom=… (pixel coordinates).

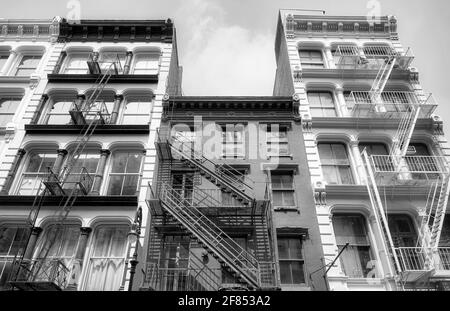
left=0, top=0, right=449, bottom=307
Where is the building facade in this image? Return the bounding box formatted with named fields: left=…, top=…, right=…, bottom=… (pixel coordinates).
left=274, top=10, right=450, bottom=291
left=0, top=17, right=182, bottom=291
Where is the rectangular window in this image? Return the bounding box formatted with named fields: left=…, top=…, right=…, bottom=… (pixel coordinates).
left=121, top=100, right=152, bottom=125
left=63, top=54, right=90, bottom=74
left=266, top=124, right=289, bottom=157
left=318, top=143, right=354, bottom=185
left=0, top=226, right=30, bottom=289
left=0, top=98, right=20, bottom=126
left=222, top=124, right=245, bottom=158
left=84, top=226, right=128, bottom=291
left=18, top=152, right=57, bottom=195
left=271, top=173, right=296, bottom=208
left=299, top=50, right=324, bottom=69
left=333, top=214, right=377, bottom=278
left=107, top=152, right=144, bottom=195
left=307, top=92, right=336, bottom=117
left=133, top=54, right=159, bottom=75
left=439, top=217, right=450, bottom=247
left=277, top=237, right=305, bottom=284
left=99, top=53, right=126, bottom=74
left=14, top=55, right=41, bottom=76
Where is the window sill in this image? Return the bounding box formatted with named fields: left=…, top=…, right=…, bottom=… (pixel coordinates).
left=273, top=206, right=299, bottom=212
left=267, top=154, right=293, bottom=160
left=25, top=124, right=150, bottom=134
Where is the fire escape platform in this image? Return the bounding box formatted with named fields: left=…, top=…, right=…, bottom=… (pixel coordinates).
left=25, top=125, right=150, bottom=135
left=9, top=281, right=62, bottom=291
left=0, top=195, right=138, bottom=207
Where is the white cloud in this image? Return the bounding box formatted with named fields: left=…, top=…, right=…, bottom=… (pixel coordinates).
left=174, top=0, right=275, bottom=95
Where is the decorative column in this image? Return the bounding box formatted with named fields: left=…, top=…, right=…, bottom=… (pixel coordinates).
left=335, top=87, right=349, bottom=117
left=110, top=94, right=124, bottom=124
left=324, top=45, right=336, bottom=69
left=30, top=94, right=49, bottom=125
left=52, top=51, right=67, bottom=74
left=66, top=227, right=92, bottom=291
left=90, top=149, right=110, bottom=195
left=0, top=149, right=26, bottom=195
left=123, top=51, right=133, bottom=74
left=22, top=227, right=43, bottom=261
left=349, top=141, right=363, bottom=185
left=52, top=149, right=68, bottom=175
left=0, top=49, right=17, bottom=75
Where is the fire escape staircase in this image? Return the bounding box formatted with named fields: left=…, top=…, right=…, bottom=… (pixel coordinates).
left=8, top=58, right=119, bottom=291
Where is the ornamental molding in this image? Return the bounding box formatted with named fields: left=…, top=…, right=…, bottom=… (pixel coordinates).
left=284, top=13, right=399, bottom=40
left=0, top=19, right=56, bottom=42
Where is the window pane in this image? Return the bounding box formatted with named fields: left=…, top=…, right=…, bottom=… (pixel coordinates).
left=279, top=262, right=292, bottom=284
left=291, top=261, right=305, bottom=284
left=0, top=55, right=8, bottom=71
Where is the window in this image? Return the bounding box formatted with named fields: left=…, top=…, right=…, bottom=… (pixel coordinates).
left=84, top=226, right=129, bottom=291
left=318, top=143, right=354, bottom=185
left=439, top=216, right=450, bottom=247
left=99, top=52, right=126, bottom=74
left=0, top=226, right=30, bottom=289
left=63, top=152, right=100, bottom=193
left=271, top=173, right=296, bottom=208
left=133, top=54, right=159, bottom=75
left=0, top=97, right=20, bottom=126
left=222, top=124, right=245, bottom=158
left=14, top=55, right=42, bottom=76
left=121, top=100, right=152, bottom=125
left=388, top=215, right=417, bottom=248
left=18, top=152, right=57, bottom=195
left=307, top=92, right=336, bottom=117
left=266, top=124, right=289, bottom=157
left=333, top=214, right=377, bottom=278
left=107, top=152, right=144, bottom=195
left=33, top=225, right=80, bottom=285
left=63, top=54, right=90, bottom=74
left=44, top=99, right=73, bottom=125
left=0, top=54, right=8, bottom=72
left=299, top=49, right=324, bottom=69
left=277, top=237, right=305, bottom=284
left=359, top=143, right=391, bottom=172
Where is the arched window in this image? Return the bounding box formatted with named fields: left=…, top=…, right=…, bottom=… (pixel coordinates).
left=107, top=151, right=144, bottom=195
left=299, top=49, right=324, bottom=68
left=83, top=225, right=129, bottom=291
left=132, top=53, right=159, bottom=75
left=120, top=99, right=152, bottom=125
left=332, top=214, right=377, bottom=278
left=17, top=151, right=57, bottom=195
left=307, top=91, right=336, bottom=117
left=318, top=142, right=354, bottom=185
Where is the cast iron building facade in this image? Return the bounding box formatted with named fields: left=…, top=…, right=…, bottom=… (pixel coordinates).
left=274, top=10, right=450, bottom=291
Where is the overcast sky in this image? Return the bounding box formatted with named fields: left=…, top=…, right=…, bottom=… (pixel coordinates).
left=2, top=0, right=450, bottom=136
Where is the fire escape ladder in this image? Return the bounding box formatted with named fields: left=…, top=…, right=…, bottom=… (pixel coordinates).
left=187, top=250, right=222, bottom=291
left=429, top=174, right=450, bottom=248
left=158, top=182, right=261, bottom=289
left=167, top=132, right=255, bottom=205
left=361, top=149, right=403, bottom=274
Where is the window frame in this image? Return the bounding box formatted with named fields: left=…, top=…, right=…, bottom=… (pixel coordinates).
left=271, top=172, right=297, bottom=209
left=0, top=97, right=21, bottom=127
left=105, top=150, right=145, bottom=196
left=42, top=97, right=75, bottom=125
left=220, top=124, right=246, bottom=159
left=13, top=53, right=42, bottom=76
left=61, top=53, right=91, bottom=74
left=318, top=142, right=355, bottom=185
left=266, top=124, right=290, bottom=157
left=277, top=236, right=306, bottom=285
left=118, top=98, right=153, bottom=125
left=299, top=49, right=325, bottom=69
left=332, top=213, right=378, bottom=279
left=131, top=53, right=160, bottom=75
left=307, top=91, right=337, bottom=118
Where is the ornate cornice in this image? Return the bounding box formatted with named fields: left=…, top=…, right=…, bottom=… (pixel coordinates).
left=58, top=18, right=174, bottom=43
left=280, top=11, right=398, bottom=40
left=0, top=19, right=57, bottom=42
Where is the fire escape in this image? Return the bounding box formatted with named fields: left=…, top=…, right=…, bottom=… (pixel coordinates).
left=144, top=118, right=278, bottom=291
left=335, top=45, right=450, bottom=290
left=7, top=54, right=122, bottom=291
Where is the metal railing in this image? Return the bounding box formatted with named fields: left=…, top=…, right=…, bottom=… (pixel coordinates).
left=435, top=248, right=450, bottom=270
left=10, top=258, right=70, bottom=290
left=370, top=155, right=449, bottom=175
left=395, top=247, right=431, bottom=272
left=159, top=182, right=260, bottom=288
left=347, top=91, right=436, bottom=119
left=69, top=100, right=111, bottom=125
